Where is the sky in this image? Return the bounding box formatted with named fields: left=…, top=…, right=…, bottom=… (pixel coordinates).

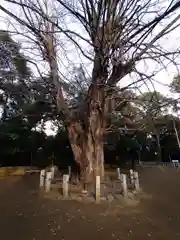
left=0, top=0, right=180, bottom=135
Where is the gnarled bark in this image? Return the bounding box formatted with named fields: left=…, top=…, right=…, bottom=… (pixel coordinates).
left=67, top=77, right=106, bottom=182
left=67, top=49, right=107, bottom=182
left=67, top=117, right=104, bottom=183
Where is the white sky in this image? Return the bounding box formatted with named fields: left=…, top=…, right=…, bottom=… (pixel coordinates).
left=1, top=0, right=180, bottom=95
left=1, top=0, right=180, bottom=135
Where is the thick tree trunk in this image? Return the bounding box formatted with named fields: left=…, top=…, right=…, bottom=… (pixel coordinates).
left=87, top=85, right=105, bottom=180
left=67, top=52, right=107, bottom=183
left=67, top=119, right=104, bottom=183
left=67, top=84, right=105, bottom=182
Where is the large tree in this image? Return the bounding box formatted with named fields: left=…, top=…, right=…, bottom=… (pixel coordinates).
left=1, top=0, right=180, bottom=182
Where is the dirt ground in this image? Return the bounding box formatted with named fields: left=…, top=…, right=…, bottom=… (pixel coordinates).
left=0, top=166, right=180, bottom=240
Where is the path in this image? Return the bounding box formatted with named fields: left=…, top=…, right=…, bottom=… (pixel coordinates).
left=0, top=167, right=180, bottom=240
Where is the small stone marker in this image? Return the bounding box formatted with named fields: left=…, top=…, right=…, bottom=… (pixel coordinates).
left=45, top=171, right=52, bottom=192
left=68, top=166, right=71, bottom=179
left=116, top=168, right=121, bottom=180
left=134, top=171, right=140, bottom=191
left=51, top=166, right=55, bottom=180
left=172, top=160, right=179, bottom=168
left=95, top=175, right=100, bottom=203
left=121, top=174, right=128, bottom=197
left=40, top=169, right=45, bottom=187
left=63, top=174, right=69, bottom=198
left=130, top=169, right=134, bottom=185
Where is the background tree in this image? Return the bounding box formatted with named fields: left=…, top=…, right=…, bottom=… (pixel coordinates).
left=0, top=30, right=57, bottom=166
left=170, top=75, right=180, bottom=148
left=136, top=91, right=172, bottom=161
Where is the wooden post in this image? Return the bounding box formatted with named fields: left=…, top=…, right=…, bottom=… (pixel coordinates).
left=68, top=166, right=71, bottom=180
left=63, top=174, right=69, bottom=198
left=121, top=174, right=128, bottom=197
left=51, top=166, right=55, bottom=180
left=95, top=175, right=100, bottom=203
left=40, top=169, right=45, bottom=188
left=134, top=171, right=140, bottom=191
left=116, top=168, right=121, bottom=180
left=45, top=171, right=52, bottom=192
left=130, top=169, right=134, bottom=185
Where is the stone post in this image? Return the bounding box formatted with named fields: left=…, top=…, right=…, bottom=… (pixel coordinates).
left=40, top=169, right=45, bottom=188
left=130, top=169, right=134, bottom=185
left=45, top=171, right=52, bottom=192
left=121, top=174, right=128, bottom=197
left=95, top=175, right=100, bottom=203
left=116, top=168, right=121, bottom=180
left=134, top=171, right=140, bottom=191
left=63, top=174, right=69, bottom=198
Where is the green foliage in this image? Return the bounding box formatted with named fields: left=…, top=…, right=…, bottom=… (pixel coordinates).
left=137, top=91, right=170, bottom=118
left=0, top=30, right=30, bottom=75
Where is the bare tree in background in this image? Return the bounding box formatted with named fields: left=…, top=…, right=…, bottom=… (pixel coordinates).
left=1, top=0, right=180, bottom=183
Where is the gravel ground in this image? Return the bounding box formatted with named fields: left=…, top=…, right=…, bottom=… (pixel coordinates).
left=0, top=166, right=180, bottom=240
